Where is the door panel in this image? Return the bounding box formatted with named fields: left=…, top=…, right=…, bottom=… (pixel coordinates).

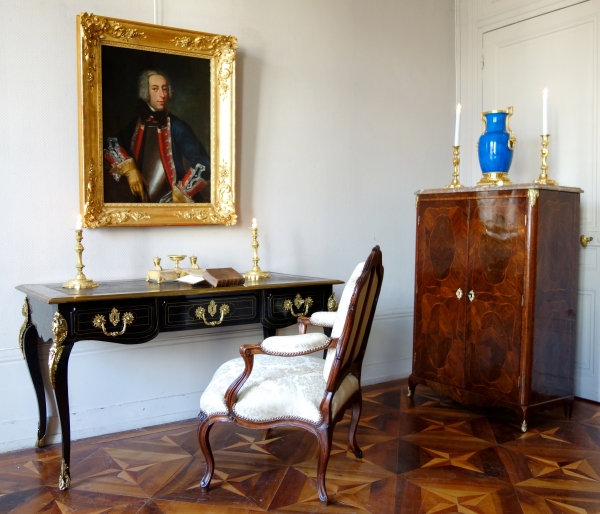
left=482, top=0, right=600, bottom=399
left=413, top=199, right=468, bottom=388
left=465, top=198, right=526, bottom=403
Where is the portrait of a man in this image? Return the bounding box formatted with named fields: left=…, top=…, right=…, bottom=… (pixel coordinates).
left=101, top=46, right=211, bottom=204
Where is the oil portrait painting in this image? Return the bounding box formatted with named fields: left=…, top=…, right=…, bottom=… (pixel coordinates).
left=77, top=14, right=237, bottom=227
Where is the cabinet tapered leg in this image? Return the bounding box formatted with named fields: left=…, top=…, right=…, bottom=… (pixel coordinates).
left=518, top=406, right=529, bottom=433
left=22, top=324, right=47, bottom=447
left=407, top=375, right=418, bottom=398
left=564, top=399, right=574, bottom=419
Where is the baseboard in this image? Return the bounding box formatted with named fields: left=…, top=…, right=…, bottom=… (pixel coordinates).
left=0, top=392, right=201, bottom=453
left=361, top=357, right=411, bottom=386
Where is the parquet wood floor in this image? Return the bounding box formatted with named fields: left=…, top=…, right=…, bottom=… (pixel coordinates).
left=2, top=379, right=600, bottom=513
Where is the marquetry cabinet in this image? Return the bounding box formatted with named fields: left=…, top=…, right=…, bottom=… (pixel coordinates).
left=408, top=185, right=582, bottom=431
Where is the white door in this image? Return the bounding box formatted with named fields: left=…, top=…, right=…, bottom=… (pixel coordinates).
left=482, top=1, right=600, bottom=400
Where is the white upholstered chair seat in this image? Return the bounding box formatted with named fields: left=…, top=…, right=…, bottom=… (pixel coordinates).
left=200, top=354, right=359, bottom=424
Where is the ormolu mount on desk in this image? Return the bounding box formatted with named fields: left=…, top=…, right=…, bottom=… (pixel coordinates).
left=146, top=255, right=204, bottom=283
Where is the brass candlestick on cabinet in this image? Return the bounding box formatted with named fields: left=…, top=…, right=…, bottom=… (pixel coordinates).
left=444, top=146, right=463, bottom=188
left=243, top=227, right=270, bottom=281
left=62, top=229, right=98, bottom=289
left=534, top=134, right=558, bottom=186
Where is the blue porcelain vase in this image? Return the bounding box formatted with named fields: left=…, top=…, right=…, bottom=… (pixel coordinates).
left=477, top=107, right=516, bottom=185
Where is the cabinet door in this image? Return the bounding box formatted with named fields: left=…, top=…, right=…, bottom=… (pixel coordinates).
left=413, top=198, right=468, bottom=389
left=465, top=197, right=526, bottom=403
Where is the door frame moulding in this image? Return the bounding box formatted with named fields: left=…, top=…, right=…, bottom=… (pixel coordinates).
left=476, top=0, right=590, bottom=29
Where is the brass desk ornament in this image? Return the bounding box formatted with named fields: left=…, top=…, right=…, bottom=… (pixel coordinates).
left=146, top=255, right=204, bottom=283
left=243, top=218, right=270, bottom=282
left=444, top=146, right=463, bottom=188
left=533, top=134, right=558, bottom=186
left=63, top=216, right=98, bottom=289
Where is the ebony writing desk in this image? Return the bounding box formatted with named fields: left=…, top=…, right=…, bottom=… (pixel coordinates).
left=16, top=273, right=343, bottom=490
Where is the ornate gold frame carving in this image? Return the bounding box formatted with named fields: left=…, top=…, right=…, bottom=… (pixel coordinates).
left=49, top=313, right=69, bottom=389
left=77, top=13, right=237, bottom=227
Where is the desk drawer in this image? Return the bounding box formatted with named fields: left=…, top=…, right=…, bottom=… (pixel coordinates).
left=261, top=285, right=334, bottom=330
left=71, top=299, right=159, bottom=342
left=160, top=293, right=259, bottom=330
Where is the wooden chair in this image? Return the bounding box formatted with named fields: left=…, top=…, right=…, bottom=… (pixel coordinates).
left=197, top=246, right=384, bottom=505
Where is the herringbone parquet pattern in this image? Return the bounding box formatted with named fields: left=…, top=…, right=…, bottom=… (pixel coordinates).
left=2, top=379, right=600, bottom=512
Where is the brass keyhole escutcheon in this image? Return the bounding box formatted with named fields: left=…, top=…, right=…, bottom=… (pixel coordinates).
left=468, top=290, right=475, bottom=302
left=456, top=288, right=463, bottom=300
left=581, top=235, right=594, bottom=247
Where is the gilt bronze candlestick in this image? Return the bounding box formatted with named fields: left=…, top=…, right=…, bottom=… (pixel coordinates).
left=62, top=229, right=98, bottom=289
left=243, top=226, right=270, bottom=281
left=444, top=145, right=463, bottom=188
left=533, top=134, right=558, bottom=185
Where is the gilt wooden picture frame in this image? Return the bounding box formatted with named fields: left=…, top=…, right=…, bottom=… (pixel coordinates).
left=77, top=13, right=237, bottom=227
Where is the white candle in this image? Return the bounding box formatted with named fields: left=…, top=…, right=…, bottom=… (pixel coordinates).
left=76, top=214, right=82, bottom=230
left=542, top=88, right=548, bottom=135
left=252, top=218, right=257, bottom=229
left=454, top=104, right=461, bottom=146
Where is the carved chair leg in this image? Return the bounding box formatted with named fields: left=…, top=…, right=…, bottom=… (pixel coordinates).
left=348, top=396, right=362, bottom=459
left=198, top=414, right=215, bottom=491
left=316, top=427, right=333, bottom=506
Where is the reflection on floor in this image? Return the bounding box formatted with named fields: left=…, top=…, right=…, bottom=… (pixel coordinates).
left=1, top=379, right=600, bottom=513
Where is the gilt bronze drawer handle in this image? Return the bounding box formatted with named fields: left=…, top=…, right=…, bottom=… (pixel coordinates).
left=92, top=308, right=134, bottom=337
left=195, top=300, right=230, bottom=326
left=283, top=294, right=314, bottom=317
left=468, top=290, right=475, bottom=302
left=456, top=288, right=463, bottom=300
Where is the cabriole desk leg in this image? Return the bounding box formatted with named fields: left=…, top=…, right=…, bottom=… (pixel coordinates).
left=262, top=327, right=276, bottom=339
left=51, top=343, right=74, bottom=490
left=22, top=324, right=48, bottom=447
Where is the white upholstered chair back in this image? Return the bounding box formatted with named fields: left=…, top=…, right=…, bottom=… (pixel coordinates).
left=322, top=252, right=382, bottom=385
left=322, top=262, right=364, bottom=379
left=331, top=262, right=365, bottom=339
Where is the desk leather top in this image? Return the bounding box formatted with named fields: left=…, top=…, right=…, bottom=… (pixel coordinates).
left=16, top=273, right=344, bottom=304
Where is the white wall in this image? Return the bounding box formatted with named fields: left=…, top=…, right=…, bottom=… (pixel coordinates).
left=0, top=0, right=455, bottom=452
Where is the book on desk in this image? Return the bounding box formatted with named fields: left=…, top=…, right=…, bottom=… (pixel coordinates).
left=203, top=268, right=245, bottom=287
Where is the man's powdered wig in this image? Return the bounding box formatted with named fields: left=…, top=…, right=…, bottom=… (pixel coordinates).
left=138, top=70, right=174, bottom=102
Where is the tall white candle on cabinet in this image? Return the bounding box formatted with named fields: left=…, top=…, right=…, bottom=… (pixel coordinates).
left=454, top=104, right=461, bottom=146
left=542, top=88, right=548, bottom=135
